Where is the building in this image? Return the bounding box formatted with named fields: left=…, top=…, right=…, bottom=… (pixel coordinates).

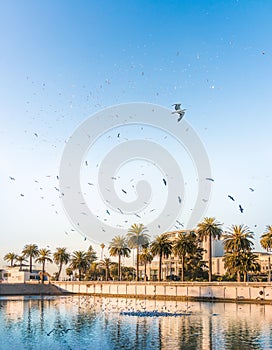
left=0, top=267, right=41, bottom=283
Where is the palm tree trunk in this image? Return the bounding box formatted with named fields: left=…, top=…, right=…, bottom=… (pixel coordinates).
left=57, top=263, right=63, bottom=281
left=243, top=272, right=247, bottom=282
left=136, top=247, right=139, bottom=281
left=30, top=256, right=33, bottom=273
left=181, top=255, right=184, bottom=282
left=118, top=254, right=121, bottom=281
left=159, top=253, right=162, bottom=281
left=237, top=271, right=241, bottom=282
left=208, top=234, right=212, bottom=282
left=268, top=255, right=271, bottom=282
left=41, top=261, right=45, bottom=284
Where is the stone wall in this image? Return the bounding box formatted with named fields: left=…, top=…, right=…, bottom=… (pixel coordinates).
left=52, top=281, right=272, bottom=303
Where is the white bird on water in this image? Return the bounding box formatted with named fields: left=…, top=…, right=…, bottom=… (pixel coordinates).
left=172, top=103, right=186, bottom=122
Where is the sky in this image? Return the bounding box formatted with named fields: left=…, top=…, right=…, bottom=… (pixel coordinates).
left=1, top=0, right=272, bottom=271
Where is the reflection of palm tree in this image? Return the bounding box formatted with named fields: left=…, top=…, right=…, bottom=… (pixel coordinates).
left=173, top=232, right=197, bottom=282
left=260, top=225, right=272, bottom=281
left=22, top=244, right=39, bottom=273
left=139, top=247, right=153, bottom=281
left=109, top=235, right=130, bottom=281
left=35, top=248, right=53, bottom=283
left=150, top=234, right=172, bottom=281
left=4, top=252, right=17, bottom=267
left=197, top=217, right=223, bottom=282
left=127, top=224, right=149, bottom=281
left=53, top=247, right=70, bottom=281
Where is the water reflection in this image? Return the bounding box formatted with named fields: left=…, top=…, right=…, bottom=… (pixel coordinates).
left=0, top=296, right=272, bottom=349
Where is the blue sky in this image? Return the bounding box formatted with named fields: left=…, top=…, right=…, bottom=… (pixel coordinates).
left=1, top=0, right=272, bottom=268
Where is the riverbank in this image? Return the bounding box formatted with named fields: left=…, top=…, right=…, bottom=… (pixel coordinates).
left=0, top=282, right=71, bottom=296
left=0, top=281, right=272, bottom=304
left=1, top=281, right=272, bottom=303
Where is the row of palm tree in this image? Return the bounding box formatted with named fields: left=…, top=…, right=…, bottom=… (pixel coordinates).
left=3, top=220, right=272, bottom=283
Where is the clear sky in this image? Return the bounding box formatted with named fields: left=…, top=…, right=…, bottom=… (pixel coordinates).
left=1, top=0, right=272, bottom=270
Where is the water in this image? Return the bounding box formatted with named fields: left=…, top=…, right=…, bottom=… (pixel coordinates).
left=0, top=295, right=272, bottom=350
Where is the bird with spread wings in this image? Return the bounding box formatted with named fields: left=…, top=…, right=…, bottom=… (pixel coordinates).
left=172, top=103, right=186, bottom=122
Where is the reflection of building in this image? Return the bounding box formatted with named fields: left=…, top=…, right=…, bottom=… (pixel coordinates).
left=1, top=267, right=41, bottom=283
left=138, top=230, right=272, bottom=280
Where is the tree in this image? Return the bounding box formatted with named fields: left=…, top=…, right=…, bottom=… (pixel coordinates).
left=53, top=247, right=70, bottom=281
left=196, top=217, right=223, bottom=282
left=139, top=246, right=153, bottom=281
left=22, top=244, right=39, bottom=273
left=4, top=252, right=17, bottom=267
left=109, top=235, right=130, bottom=281
left=173, top=231, right=197, bottom=282
left=150, top=233, right=172, bottom=281
left=35, top=248, right=53, bottom=283
left=127, top=224, right=150, bottom=281
left=260, top=225, right=272, bottom=281
left=100, top=243, right=105, bottom=260
left=99, top=257, right=112, bottom=281
left=223, top=251, right=260, bottom=282
left=223, top=225, right=255, bottom=282
left=69, top=251, right=88, bottom=281
left=16, top=255, right=27, bottom=271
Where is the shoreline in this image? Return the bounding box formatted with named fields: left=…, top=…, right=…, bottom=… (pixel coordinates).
left=1, top=281, right=272, bottom=304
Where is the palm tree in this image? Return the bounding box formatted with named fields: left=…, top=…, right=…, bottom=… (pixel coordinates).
left=22, top=244, right=39, bottom=272
left=139, top=246, right=153, bottom=281
left=4, top=252, right=17, bottom=267
left=35, top=248, right=53, bottom=283
left=260, top=225, right=272, bottom=281
left=16, top=255, right=27, bottom=271
left=223, top=251, right=260, bottom=282
left=223, top=225, right=254, bottom=252
left=150, top=233, right=172, bottom=281
left=109, top=235, right=130, bottom=281
left=197, top=217, right=223, bottom=282
left=66, top=267, right=73, bottom=280
left=53, top=247, right=70, bottom=281
left=99, top=257, right=112, bottom=281
left=100, top=243, right=105, bottom=260
left=69, top=251, right=88, bottom=281
left=223, top=225, right=254, bottom=282
left=127, top=224, right=150, bottom=281
left=173, top=232, right=197, bottom=282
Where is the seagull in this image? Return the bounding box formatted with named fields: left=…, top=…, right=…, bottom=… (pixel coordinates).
left=121, top=189, right=127, bottom=194
left=172, top=104, right=186, bottom=122
left=239, top=204, right=244, bottom=213
left=228, top=195, right=235, bottom=201
left=178, top=196, right=182, bottom=204
left=163, top=179, right=167, bottom=186
left=206, top=177, right=214, bottom=182
left=249, top=187, right=254, bottom=192
left=9, top=176, right=15, bottom=180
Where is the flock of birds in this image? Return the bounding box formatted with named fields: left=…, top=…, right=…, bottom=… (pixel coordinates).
left=7, top=101, right=257, bottom=247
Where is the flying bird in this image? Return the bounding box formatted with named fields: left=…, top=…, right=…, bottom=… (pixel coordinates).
left=228, top=195, right=235, bottom=201
left=172, top=104, right=186, bottom=122
left=178, top=196, right=182, bottom=204
left=206, top=177, right=214, bottom=182
left=163, top=179, right=167, bottom=186
left=121, top=189, right=127, bottom=194
left=9, top=176, right=15, bottom=180
left=249, top=187, right=254, bottom=192
left=239, top=205, right=244, bottom=213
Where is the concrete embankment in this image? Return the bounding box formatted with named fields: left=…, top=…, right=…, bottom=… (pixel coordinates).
left=2, top=281, right=272, bottom=303
left=53, top=281, right=272, bottom=303
left=0, top=282, right=71, bottom=296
